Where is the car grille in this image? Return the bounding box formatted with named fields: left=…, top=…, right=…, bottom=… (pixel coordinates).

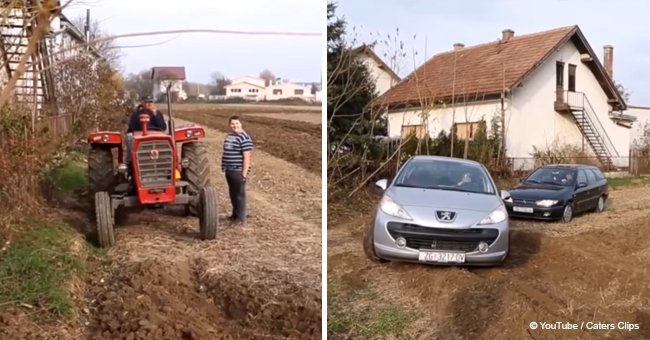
left=513, top=199, right=537, bottom=206
left=386, top=222, right=499, bottom=252
left=136, top=140, right=174, bottom=188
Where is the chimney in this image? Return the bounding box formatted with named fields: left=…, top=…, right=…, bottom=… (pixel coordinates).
left=603, top=45, right=613, bottom=79
left=502, top=28, right=514, bottom=41
left=453, top=43, right=465, bottom=51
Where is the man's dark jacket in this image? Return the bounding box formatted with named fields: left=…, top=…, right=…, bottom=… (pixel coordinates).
left=127, top=105, right=167, bottom=133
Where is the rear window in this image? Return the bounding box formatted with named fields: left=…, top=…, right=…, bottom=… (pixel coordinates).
left=590, top=168, right=605, bottom=181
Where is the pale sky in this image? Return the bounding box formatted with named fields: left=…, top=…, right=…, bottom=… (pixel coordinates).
left=64, top=0, right=322, bottom=84
left=335, top=0, right=650, bottom=107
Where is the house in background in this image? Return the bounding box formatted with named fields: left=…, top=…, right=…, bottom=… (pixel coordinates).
left=265, top=82, right=313, bottom=101
left=151, top=66, right=187, bottom=102
left=627, top=106, right=650, bottom=147
left=224, top=76, right=266, bottom=101
left=224, top=76, right=317, bottom=102
left=0, top=3, right=100, bottom=112
left=351, top=44, right=401, bottom=96
left=374, top=25, right=635, bottom=170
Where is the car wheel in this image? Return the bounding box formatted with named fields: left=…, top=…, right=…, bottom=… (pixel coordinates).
left=362, top=224, right=386, bottom=263
left=594, top=196, right=606, bottom=213
left=561, top=203, right=573, bottom=223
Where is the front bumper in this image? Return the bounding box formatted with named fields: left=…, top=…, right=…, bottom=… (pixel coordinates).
left=372, top=210, right=509, bottom=266
left=504, top=202, right=564, bottom=220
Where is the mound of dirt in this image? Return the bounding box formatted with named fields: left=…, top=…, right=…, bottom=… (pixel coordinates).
left=198, top=261, right=322, bottom=339
left=86, top=258, right=321, bottom=340
left=86, top=259, right=226, bottom=340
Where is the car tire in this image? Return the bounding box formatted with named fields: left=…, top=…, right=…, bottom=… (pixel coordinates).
left=594, top=196, right=606, bottom=213
left=362, top=224, right=386, bottom=263
left=561, top=203, right=573, bottom=223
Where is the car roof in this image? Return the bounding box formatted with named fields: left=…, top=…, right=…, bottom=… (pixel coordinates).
left=540, top=163, right=601, bottom=170
left=409, top=155, right=483, bottom=166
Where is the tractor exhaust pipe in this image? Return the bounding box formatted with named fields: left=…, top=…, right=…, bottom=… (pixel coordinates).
left=139, top=114, right=150, bottom=136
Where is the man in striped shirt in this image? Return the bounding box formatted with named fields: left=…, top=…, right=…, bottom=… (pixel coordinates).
left=221, top=116, right=253, bottom=224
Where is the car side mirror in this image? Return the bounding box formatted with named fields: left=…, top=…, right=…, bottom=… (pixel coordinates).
left=500, top=189, right=511, bottom=201
left=519, top=177, right=525, bottom=183
left=577, top=182, right=587, bottom=188
left=375, top=179, right=388, bottom=192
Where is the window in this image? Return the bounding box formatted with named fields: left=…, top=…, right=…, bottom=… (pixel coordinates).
left=248, top=88, right=259, bottom=93
left=273, top=89, right=282, bottom=95
left=590, top=168, right=605, bottom=181
left=556, top=61, right=564, bottom=88
left=230, top=88, right=241, bottom=93
left=294, top=89, right=304, bottom=95
left=577, top=169, right=587, bottom=184
left=568, top=64, right=576, bottom=92
left=585, top=168, right=596, bottom=184
left=455, top=122, right=483, bottom=141
left=401, top=124, right=426, bottom=139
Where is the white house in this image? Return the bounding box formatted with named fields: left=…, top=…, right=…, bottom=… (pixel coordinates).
left=265, top=82, right=313, bottom=101
left=627, top=106, right=650, bottom=147
left=0, top=3, right=100, bottom=111
left=224, top=76, right=266, bottom=101
left=224, top=76, right=317, bottom=102
left=151, top=66, right=187, bottom=102
left=351, top=44, right=401, bottom=96
left=373, top=25, right=634, bottom=170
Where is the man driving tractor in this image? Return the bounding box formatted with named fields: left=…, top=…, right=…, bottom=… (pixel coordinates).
left=128, top=95, right=167, bottom=133
left=125, top=96, right=167, bottom=167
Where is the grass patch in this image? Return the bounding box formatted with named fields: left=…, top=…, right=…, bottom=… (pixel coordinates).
left=46, top=158, right=86, bottom=194
left=607, top=176, right=650, bottom=189
left=0, top=222, right=84, bottom=318
left=328, top=276, right=412, bottom=339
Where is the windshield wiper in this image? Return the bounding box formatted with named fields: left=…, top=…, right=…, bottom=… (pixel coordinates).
left=540, top=181, right=560, bottom=185
left=526, top=179, right=540, bottom=183
left=394, top=183, right=423, bottom=188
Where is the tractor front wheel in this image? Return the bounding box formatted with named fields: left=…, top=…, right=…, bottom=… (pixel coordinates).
left=198, top=186, right=218, bottom=240
left=181, top=141, right=211, bottom=216
left=88, top=146, right=116, bottom=200
left=95, top=192, right=115, bottom=248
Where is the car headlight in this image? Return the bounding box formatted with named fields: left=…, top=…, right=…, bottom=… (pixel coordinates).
left=478, top=205, right=508, bottom=225
left=504, top=196, right=513, bottom=203
left=536, top=199, right=558, bottom=207
left=379, top=195, right=412, bottom=220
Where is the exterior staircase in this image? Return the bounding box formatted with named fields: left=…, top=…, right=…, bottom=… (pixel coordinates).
left=554, top=90, right=619, bottom=170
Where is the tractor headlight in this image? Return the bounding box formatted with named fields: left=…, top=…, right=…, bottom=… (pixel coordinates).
left=101, top=134, right=109, bottom=142
left=185, top=130, right=192, bottom=137
left=117, top=163, right=128, bottom=173
left=181, top=158, right=190, bottom=168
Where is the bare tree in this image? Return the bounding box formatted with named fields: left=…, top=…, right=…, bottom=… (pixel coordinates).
left=259, top=69, right=275, bottom=86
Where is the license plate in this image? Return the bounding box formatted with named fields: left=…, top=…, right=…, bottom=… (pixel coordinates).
left=418, top=251, right=465, bottom=263
left=513, top=206, right=534, bottom=213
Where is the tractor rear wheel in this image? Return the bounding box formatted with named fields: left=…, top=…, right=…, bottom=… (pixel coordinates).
left=94, top=192, right=115, bottom=248
left=199, top=186, right=218, bottom=240
left=88, top=146, right=116, bottom=197
left=181, top=141, right=211, bottom=216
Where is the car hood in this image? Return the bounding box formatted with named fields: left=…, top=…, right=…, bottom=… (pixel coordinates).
left=508, top=183, right=572, bottom=200
left=385, top=186, right=502, bottom=227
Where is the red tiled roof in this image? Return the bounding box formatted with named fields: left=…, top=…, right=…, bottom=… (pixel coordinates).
left=374, top=25, right=609, bottom=109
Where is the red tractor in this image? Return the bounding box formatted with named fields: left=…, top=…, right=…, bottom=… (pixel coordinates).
left=86, top=66, right=217, bottom=247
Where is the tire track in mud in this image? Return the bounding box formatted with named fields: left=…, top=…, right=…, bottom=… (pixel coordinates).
left=328, top=186, right=650, bottom=339
left=84, top=118, right=322, bottom=339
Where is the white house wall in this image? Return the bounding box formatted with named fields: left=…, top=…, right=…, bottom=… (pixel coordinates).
left=386, top=100, right=502, bottom=140
left=510, top=41, right=630, bottom=168
left=359, top=54, right=397, bottom=96
left=225, top=83, right=264, bottom=101
left=264, top=84, right=312, bottom=101
left=628, top=106, right=650, bottom=147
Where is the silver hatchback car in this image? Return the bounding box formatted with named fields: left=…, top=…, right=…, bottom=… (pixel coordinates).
left=363, top=155, right=511, bottom=266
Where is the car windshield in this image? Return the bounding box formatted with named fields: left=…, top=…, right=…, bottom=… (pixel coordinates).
left=393, top=158, right=496, bottom=194
left=524, top=167, right=576, bottom=186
